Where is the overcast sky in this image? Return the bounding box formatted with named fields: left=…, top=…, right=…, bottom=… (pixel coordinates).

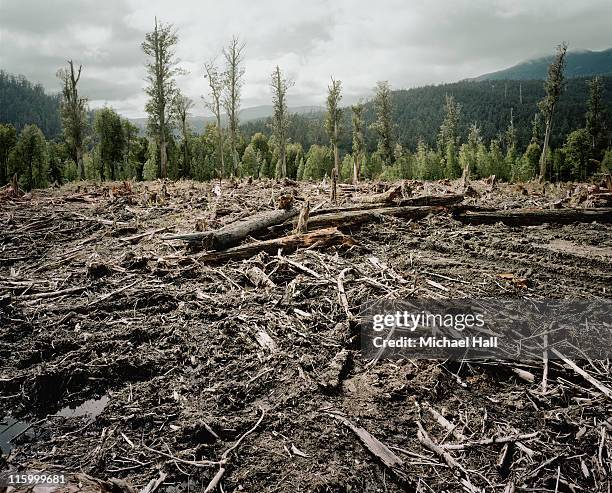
left=1, top=0, right=611, bottom=118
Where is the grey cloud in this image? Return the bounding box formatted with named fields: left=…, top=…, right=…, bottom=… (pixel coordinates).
left=1, top=0, right=610, bottom=117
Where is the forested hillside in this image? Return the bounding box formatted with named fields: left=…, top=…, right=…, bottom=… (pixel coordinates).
left=472, top=48, right=612, bottom=81
left=242, top=76, right=612, bottom=154
left=0, top=70, right=61, bottom=139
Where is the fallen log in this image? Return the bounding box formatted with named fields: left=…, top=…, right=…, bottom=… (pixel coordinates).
left=305, top=205, right=446, bottom=229
left=457, top=207, right=612, bottom=226
left=196, top=227, right=348, bottom=263
left=163, top=207, right=299, bottom=248
left=267, top=205, right=447, bottom=235
left=354, top=183, right=403, bottom=204
left=313, top=193, right=464, bottom=215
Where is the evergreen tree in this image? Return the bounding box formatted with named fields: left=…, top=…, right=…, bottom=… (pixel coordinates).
left=438, top=95, right=462, bottom=178
left=459, top=123, right=482, bottom=180
left=303, top=144, right=332, bottom=180
left=93, top=107, right=125, bottom=181
left=585, top=76, right=607, bottom=159
left=563, top=128, right=592, bottom=180
left=9, top=124, right=48, bottom=190
left=0, top=123, right=17, bottom=185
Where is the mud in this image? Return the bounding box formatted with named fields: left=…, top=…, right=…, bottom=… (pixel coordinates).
left=0, top=178, right=610, bottom=492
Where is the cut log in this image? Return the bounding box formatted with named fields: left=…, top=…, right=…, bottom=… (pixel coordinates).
left=313, top=193, right=464, bottom=215
left=354, top=183, right=403, bottom=204
left=306, top=205, right=446, bottom=230
left=163, top=208, right=299, bottom=248
left=196, top=227, right=348, bottom=263
left=457, top=207, right=612, bottom=226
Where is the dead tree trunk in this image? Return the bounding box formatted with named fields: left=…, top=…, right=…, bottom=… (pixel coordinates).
left=164, top=207, right=299, bottom=248
left=457, top=207, right=612, bottom=226
left=197, top=227, right=347, bottom=263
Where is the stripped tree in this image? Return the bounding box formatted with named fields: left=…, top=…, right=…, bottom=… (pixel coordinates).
left=57, top=60, right=87, bottom=179
left=222, top=36, right=246, bottom=177
left=204, top=59, right=225, bottom=177
left=538, top=42, right=568, bottom=180
left=142, top=18, right=181, bottom=179
left=270, top=66, right=293, bottom=178
left=351, top=102, right=365, bottom=184
left=371, top=81, right=394, bottom=166
left=174, top=92, right=194, bottom=178
left=325, top=77, right=342, bottom=178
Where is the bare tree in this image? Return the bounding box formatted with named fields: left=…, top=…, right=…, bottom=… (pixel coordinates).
left=57, top=60, right=87, bottom=179
left=222, top=36, right=246, bottom=177
left=204, top=59, right=225, bottom=177
left=325, top=77, right=342, bottom=178
left=142, top=17, right=182, bottom=179
left=270, top=66, right=293, bottom=178
left=351, top=102, right=365, bottom=184
left=174, top=92, right=194, bottom=178
left=538, top=42, right=568, bottom=180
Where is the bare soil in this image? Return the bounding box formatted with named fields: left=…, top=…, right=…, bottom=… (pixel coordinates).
left=0, top=178, right=611, bottom=492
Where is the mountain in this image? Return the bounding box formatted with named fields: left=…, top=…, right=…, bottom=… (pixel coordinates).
left=242, top=76, right=612, bottom=154
left=0, top=70, right=62, bottom=138
left=472, top=48, right=612, bottom=81
left=130, top=104, right=325, bottom=134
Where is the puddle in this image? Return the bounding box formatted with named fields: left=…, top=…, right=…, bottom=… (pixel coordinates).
left=57, top=395, right=110, bottom=421
left=0, top=395, right=109, bottom=455
left=0, top=417, right=33, bottom=455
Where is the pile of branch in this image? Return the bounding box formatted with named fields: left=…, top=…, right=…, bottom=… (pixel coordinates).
left=163, top=187, right=611, bottom=263
left=163, top=192, right=459, bottom=262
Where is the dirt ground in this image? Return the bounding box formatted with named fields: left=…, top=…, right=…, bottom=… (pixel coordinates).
left=0, top=178, right=611, bottom=492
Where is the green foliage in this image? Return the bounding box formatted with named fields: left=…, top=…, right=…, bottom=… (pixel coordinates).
left=302, top=144, right=332, bottom=180
left=58, top=61, right=88, bottom=179
left=240, top=144, right=259, bottom=177
left=143, top=139, right=159, bottom=181
left=517, top=142, right=540, bottom=181
left=538, top=43, right=568, bottom=122
left=438, top=95, right=462, bottom=178
left=62, top=160, right=79, bottom=182
left=285, top=143, right=304, bottom=179
left=340, top=154, right=353, bottom=181
left=0, top=71, right=61, bottom=139
left=586, top=76, right=607, bottom=159
left=0, top=123, right=17, bottom=185
left=459, top=124, right=484, bottom=179
left=371, top=81, right=394, bottom=165
left=270, top=66, right=291, bottom=178
left=601, top=149, right=612, bottom=172
left=142, top=18, right=181, bottom=178
left=414, top=139, right=443, bottom=180
left=364, top=152, right=384, bottom=180
left=8, top=124, right=48, bottom=190
left=94, top=107, right=126, bottom=180
left=563, top=128, right=592, bottom=180
left=325, top=78, right=342, bottom=146
left=190, top=125, right=218, bottom=181
left=47, top=141, right=69, bottom=184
